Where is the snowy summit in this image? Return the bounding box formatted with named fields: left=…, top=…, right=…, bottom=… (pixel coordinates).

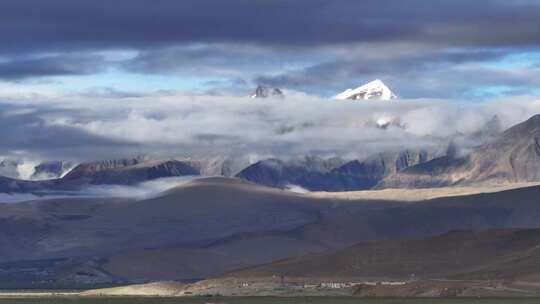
left=335, top=79, right=397, bottom=101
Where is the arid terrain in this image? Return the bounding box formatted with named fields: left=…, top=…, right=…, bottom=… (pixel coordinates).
left=1, top=176, right=540, bottom=297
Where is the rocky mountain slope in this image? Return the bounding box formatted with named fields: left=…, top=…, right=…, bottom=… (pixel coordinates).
left=250, top=85, right=284, bottom=99
left=31, top=161, right=74, bottom=180
left=237, top=151, right=432, bottom=191
left=381, top=114, right=540, bottom=188
left=2, top=114, right=530, bottom=194
left=0, top=157, right=202, bottom=194
left=235, top=156, right=345, bottom=191
left=0, top=155, right=258, bottom=194
left=62, top=157, right=200, bottom=185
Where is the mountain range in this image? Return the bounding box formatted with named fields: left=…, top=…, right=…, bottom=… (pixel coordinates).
left=0, top=79, right=408, bottom=195
left=2, top=113, right=540, bottom=195
left=236, top=151, right=433, bottom=191
left=381, top=114, right=540, bottom=188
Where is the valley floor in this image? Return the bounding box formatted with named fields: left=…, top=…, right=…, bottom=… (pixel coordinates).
left=310, top=182, right=540, bottom=202
left=1, top=296, right=540, bottom=304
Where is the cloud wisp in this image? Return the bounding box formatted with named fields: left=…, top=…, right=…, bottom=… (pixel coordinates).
left=0, top=176, right=200, bottom=204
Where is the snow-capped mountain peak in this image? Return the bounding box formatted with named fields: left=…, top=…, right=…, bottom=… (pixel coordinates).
left=335, top=79, right=397, bottom=101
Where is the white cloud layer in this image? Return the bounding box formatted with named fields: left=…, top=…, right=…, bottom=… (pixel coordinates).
left=1, top=91, right=540, bottom=163
left=0, top=176, right=199, bottom=203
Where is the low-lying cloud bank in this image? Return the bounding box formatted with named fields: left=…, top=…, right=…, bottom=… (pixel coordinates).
left=0, top=176, right=200, bottom=203
left=1, top=92, right=540, bottom=164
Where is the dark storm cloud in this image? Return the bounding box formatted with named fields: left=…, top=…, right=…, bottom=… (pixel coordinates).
left=2, top=0, right=540, bottom=54
left=1, top=0, right=540, bottom=97
left=255, top=48, right=517, bottom=97
left=0, top=104, right=139, bottom=160
left=122, top=45, right=286, bottom=76
left=0, top=54, right=108, bottom=80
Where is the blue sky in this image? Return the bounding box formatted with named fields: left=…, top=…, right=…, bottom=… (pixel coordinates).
left=3, top=47, right=539, bottom=100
